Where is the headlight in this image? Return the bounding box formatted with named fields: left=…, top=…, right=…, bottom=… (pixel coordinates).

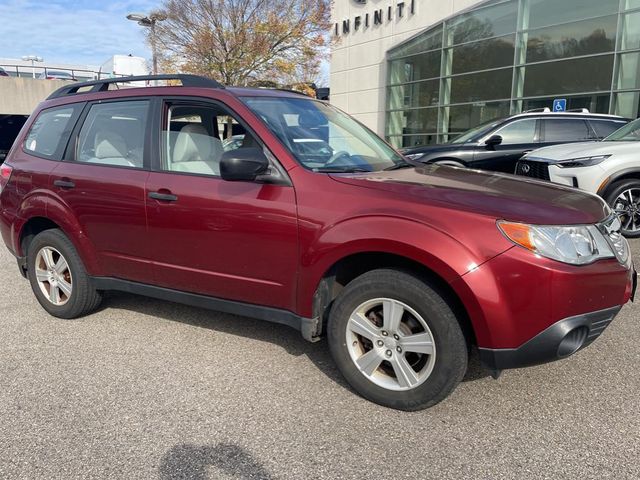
left=404, top=153, right=426, bottom=161
left=556, top=155, right=610, bottom=168
left=498, top=220, right=628, bottom=265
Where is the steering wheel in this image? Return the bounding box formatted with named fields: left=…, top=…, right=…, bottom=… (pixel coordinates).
left=324, top=150, right=351, bottom=167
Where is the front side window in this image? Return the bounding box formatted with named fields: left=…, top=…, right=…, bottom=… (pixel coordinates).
left=24, top=105, right=79, bottom=159
left=542, top=119, right=591, bottom=143
left=242, top=97, right=404, bottom=172
left=161, top=103, right=259, bottom=177
left=76, top=101, right=149, bottom=168
left=494, top=119, right=537, bottom=144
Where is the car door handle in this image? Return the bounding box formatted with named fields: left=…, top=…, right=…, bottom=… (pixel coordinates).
left=53, top=179, right=75, bottom=189
left=148, top=191, right=178, bottom=202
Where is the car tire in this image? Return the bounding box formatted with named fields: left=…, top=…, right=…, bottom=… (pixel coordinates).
left=327, top=269, right=468, bottom=411
left=604, top=179, right=640, bottom=238
left=27, top=229, right=102, bottom=318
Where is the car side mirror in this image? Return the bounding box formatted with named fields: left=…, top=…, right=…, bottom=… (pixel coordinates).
left=485, top=135, right=503, bottom=149
left=220, top=147, right=270, bottom=182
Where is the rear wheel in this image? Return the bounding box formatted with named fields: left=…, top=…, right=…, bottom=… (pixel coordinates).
left=327, top=269, right=468, bottom=411
left=605, top=180, right=640, bottom=238
left=27, top=229, right=102, bottom=318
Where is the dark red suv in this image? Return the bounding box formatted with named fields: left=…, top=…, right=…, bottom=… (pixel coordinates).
left=0, top=75, right=636, bottom=410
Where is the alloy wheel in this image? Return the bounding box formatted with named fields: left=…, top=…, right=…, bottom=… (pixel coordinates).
left=346, top=298, right=436, bottom=391
left=613, top=188, right=640, bottom=235
left=34, top=246, right=73, bottom=306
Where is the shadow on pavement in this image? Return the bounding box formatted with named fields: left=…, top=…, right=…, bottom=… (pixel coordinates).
left=101, top=291, right=491, bottom=393
left=159, top=443, right=274, bottom=480
left=101, top=291, right=351, bottom=390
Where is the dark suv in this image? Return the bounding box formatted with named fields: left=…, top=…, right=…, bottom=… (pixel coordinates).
left=401, top=111, right=628, bottom=173
left=0, top=75, right=636, bottom=410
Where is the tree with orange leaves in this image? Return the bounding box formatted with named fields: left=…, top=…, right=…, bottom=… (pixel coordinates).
left=151, top=0, right=331, bottom=87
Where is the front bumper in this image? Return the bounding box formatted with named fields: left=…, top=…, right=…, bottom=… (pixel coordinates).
left=478, top=305, right=622, bottom=370
left=451, top=244, right=635, bottom=370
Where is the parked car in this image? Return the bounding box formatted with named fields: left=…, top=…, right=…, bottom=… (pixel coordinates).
left=516, top=117, right=640, bottom=238
left=0, top=115, right=29, bottom=164
left=222, top=134, right=246, bottom=151
left=37, top=70, right=76, bottom=81
left=401, top=110, right=628, bottom=173
left=0, top=75, right=635, bottom=410
left=0, top=67, right=9, bottom=77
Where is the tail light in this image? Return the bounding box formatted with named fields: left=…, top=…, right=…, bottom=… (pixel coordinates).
left=0, top=163, right=13, bottom=192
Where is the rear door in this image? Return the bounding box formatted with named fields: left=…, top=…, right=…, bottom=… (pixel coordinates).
left=472, top=118, right=540, bottom=172
left=539, top=118, right=593, bottom=147
left=49, top=98, right=152, bottom=282
left=144, top=97, right=298, bottom=310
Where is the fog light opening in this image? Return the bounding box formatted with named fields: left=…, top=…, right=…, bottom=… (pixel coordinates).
left=557, top=327, right=589, bottom=358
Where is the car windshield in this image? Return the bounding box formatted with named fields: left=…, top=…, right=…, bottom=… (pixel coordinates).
left=604, top=118, right=640, bottom=142
left=449, top=118, right=503, bottom=144
left=241, top=96, right=404, bottom=172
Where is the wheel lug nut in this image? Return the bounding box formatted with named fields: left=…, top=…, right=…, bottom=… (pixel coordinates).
left=385, top=350, right=392, bottom=357
left=377, top=340, right=384, bottom=347
left=396, top=346, right=402, bottom=353
left=381, top=331, right=388, bottom=336
left=393, top=334, right=400, bottom=340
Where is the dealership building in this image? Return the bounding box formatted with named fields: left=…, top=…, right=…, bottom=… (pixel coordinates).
left=330, top=0, right=640, bottom=148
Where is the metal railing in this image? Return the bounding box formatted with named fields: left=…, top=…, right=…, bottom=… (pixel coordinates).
left=0, top=64, right=127, bottom=81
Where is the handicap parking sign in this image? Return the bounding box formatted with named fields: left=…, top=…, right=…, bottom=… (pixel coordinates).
left=553, top=99, right=567, bottom=112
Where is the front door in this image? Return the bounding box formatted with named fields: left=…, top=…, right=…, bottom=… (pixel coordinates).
left=144, top=99, right=299, bottom=310
left=473, top=118, right=540, bottom=173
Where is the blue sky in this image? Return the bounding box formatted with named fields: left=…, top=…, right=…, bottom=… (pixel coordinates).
left=0, top=0, right=330, bottom=83
left=0, top=0, right=156, bottom=66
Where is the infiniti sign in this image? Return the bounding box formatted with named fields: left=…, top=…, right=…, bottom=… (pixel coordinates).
left=335, top=0, right=416, bottom=37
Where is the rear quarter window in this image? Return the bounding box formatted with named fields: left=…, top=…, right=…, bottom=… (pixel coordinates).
left=24, top=105, right=81, bottom=159
left=590, top=119, right=627, bottom=139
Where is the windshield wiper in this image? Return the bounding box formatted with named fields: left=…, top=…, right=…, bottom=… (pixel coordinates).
left=383, top=158, right=421, bottom=171
left=314, top=167, right=371, bottom=173
left=383, top=161, right=415, bottom=171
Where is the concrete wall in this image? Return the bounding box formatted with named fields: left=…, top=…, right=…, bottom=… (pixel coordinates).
left=330, top=0, right=485, bottom=135
left=0, top=77, right=70, bottom=115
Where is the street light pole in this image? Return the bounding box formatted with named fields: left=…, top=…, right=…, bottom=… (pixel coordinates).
left=21, top=55, right=43, bottom=78
left=126, top=12, right=167, bottom=75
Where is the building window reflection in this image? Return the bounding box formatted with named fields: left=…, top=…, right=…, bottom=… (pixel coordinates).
left=386, top=0, right=640, bottom=145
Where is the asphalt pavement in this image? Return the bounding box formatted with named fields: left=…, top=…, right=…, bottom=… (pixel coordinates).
left=0, top=241, right=639, bottom=479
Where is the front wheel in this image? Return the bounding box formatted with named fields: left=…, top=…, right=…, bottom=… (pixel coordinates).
left=327, top=269, right=468, bottom=411
left=605, top=180, right=640, bottom=238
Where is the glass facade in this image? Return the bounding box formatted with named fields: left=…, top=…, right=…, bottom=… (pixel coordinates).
left=386, top=0, right=640, bottom=148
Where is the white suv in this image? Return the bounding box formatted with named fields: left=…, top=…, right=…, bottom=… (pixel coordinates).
left=515, top=118, right=640, bottom=237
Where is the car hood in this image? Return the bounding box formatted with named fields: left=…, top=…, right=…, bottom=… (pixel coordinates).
left=330, top=165, right=609, bottom=225
left=525, top=141, right=639, bottom=161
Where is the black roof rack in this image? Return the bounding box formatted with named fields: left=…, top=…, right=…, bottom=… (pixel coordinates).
left=47, top=74, right=224, bottom=99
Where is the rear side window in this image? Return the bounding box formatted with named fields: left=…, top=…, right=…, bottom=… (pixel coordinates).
left=590, top=120, right=626, bottom=139
left=542, top=119, right=591, bottom=143
left=24, top=105, right=80, bottom=159
left=76, top=101, right=149, bottom=168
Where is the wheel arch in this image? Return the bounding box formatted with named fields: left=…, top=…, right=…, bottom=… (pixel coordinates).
left=597, top=169, right=640, bottom=196
left=308, top=250, right=477, bottom=347
left=17, top=201, right=102, bottom=276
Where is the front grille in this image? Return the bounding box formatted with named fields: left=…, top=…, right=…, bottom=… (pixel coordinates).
left=515, top=160, right=550, bottom=181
